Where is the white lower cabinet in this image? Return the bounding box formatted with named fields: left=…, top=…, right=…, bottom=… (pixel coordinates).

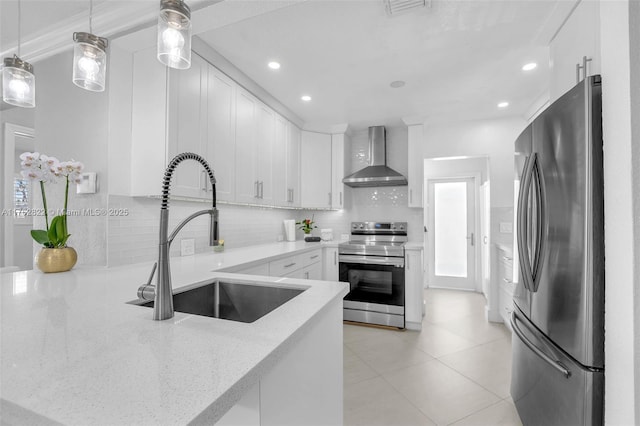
left=214, top=299, right=343, bottom=425
left=323, top=247, right=339, bottom=281
left=405, top=247, right=424, bottom=331
left=497, top=245, right=515, bottom=328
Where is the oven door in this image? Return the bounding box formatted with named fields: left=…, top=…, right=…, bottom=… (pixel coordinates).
left=339, top=255, right=405, bottom=326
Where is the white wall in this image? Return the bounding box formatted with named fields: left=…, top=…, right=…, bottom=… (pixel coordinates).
left=599, top=0, right=638, bottom=424
left=421, top=117, right=526, bottom=250
left=0, top=107, right=35, bottom=267
left=32, top=50, right=109, bottom=266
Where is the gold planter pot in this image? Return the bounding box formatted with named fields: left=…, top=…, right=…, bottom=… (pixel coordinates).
left=36, top=247, right=78, bottom=273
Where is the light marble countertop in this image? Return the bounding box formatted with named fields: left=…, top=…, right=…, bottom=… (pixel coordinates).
left=0, top=241, right=347, bottom=425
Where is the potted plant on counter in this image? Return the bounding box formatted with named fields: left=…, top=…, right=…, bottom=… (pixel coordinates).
left=296, top=215, right=318, bottom=241
left=20, top=152, right=84, bottom=273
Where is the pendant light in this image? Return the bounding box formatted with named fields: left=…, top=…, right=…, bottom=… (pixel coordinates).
left=2, top=0, right=35, bottom=108
left=157, top=0, right=191, bottom=69
left=72, top=0, right=108, bottom=92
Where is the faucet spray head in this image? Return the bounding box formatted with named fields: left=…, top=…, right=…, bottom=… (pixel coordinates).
left=210, top=208, right=219, bottom=246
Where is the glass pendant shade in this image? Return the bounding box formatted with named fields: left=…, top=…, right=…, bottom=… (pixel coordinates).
left=157, top=0, right=191, bottom=69
left=2, top=55, right=35, bottom=108
left=72, top=32, right=108, bottom=92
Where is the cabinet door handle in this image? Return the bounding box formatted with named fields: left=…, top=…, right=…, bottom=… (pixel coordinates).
left=334, top=251, right=337, bottom=265
left=284, top=262, right=296, bottom=268
left=503, top=278, right=511, bottom=283
left=407, top=255, right=410, bottom=270
left=305, top=271, right=309, bottom=279
left=310, top=254, right=319, bottom=260
left=254, top=181, right=259, bottom=198
left=329, top=192, right=332, bottom=206
left=340, top=191, right=342, bottom=206
left=503, top=256, right=512, bottom=261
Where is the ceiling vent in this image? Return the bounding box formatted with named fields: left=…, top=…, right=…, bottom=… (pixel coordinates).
left=384, top=0, right=430, bottom=16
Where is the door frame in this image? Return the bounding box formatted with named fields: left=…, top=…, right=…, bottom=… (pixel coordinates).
left=2, top=123, right=35, bottom=268
left=424, top=172, right=482, bottom=292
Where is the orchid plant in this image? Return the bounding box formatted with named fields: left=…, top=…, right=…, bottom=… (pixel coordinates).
left=20, top=152, right=84, bottom=248
left=296, top=215, right=317, bottom=234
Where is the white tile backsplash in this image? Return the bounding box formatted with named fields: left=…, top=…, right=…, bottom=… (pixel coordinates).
left=107, top=195, right=302, bottom=266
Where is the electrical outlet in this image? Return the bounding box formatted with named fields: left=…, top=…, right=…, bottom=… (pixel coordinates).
left=499, top=222, right=513, bottom=233
left=180, top=238, right=195, bottom=256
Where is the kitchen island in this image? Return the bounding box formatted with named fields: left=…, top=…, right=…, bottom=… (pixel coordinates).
left=0, top=242, right=348, bottom=425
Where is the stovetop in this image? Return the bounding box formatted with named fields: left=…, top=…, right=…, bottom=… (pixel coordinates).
left=339, top=222, right=407, bottom=257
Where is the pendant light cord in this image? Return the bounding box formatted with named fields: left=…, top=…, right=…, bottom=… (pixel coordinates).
left=89, top=0, right=93, bottom=33
left=17, top=0, right=21, bottom=57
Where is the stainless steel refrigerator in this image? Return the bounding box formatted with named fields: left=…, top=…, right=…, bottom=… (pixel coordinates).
left=511, top=75, right=604, bottom=426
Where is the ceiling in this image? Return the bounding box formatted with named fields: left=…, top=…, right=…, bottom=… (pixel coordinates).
left=0, top=0, right=573, bottom=131
left=198, top=0, right=564, bottom=130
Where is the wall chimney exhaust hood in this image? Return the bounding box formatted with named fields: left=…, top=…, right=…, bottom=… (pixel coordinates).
left=343, top=126, right=408, bottom=187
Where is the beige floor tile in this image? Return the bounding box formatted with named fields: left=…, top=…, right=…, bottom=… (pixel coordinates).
left=437, top=313, right=511, bottom=344
left=449, top=399, right=523, bottom=426
left=344, top=350, right=379, bottom=385
left=344, top=376, right=436, bottom=426
left=438, top=338, right=513, bottom=398
left=399, top=323, right=478, bottom=358
left=424, top=289, right=487, bottom=324
left=346, top=331, right=433, bottom=374
left=383, top=360, right=501, bottom=425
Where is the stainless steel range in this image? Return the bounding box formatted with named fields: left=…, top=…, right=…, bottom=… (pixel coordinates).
left=338, top=222, right=407, bottom=328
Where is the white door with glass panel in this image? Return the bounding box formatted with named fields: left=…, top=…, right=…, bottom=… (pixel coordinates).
left=427, top=178, right=476, bottom=290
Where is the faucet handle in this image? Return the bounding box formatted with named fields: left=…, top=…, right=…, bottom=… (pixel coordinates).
left=137, top=262, right=157, bottom=301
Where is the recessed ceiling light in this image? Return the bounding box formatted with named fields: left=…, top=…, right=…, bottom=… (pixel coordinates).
left=268, top=61, right=281, bottom=70
left=498, top=101, right=509, bottom=108
left=522, top=62, right=537, bottom=71
left=390, top=80, right=405, bottom=88
left=301, top=95, right=312, bottom=102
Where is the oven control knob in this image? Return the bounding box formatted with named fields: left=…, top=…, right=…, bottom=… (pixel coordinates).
left=352, top=223, right=357, bottom=229
left=359, top=224, right=364, bottom=229
left=400, top=225, right=405, bottom=230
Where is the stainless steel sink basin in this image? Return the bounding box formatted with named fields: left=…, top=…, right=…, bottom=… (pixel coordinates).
left=131, top=279, right=306, bottom=323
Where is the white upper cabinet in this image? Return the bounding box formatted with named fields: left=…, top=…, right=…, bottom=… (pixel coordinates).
left=301, top=131, right=332, bottom=209
left=549, top=0, right=601, bottom=102
left=256, top=103, right=275, bottom=204
left=234, top=88, right=260, bottom=203
left=331, top=133, right=345, bottom=210
left=287, top=125, right=301, bottom=206
left=130, top=45, right=169, bottom=197
left=207, top=65, right=236, bottom=202
left=167, top=53, right=209, bottom=199
left=407, top=124, right=424, bottom=208
left=273, top=115, right=300, bottom=207
left=129, top=47, right=306, bottom=209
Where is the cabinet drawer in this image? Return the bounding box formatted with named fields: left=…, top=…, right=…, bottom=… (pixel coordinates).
left=499, top=274, right=516, bottom=296
left=500, top=288, right=514, bottom=324
left=301, top=249, right=322, bottom=267
left=269, top=255, right=303, bottom=277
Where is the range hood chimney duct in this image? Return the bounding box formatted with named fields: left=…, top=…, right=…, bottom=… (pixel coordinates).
left=342, top=126, right=408, bottom=187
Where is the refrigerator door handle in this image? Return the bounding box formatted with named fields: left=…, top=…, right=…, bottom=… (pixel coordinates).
left=531, top=155, right=548, bottom=293
left=511, top=311, right=571, bottom=378
left=517, top=154, right=536, bottom=292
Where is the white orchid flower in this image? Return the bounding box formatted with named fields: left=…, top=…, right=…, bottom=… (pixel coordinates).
left=19, top=152, right=40, bottom=162
left=20, top=168, right=43, bottom=180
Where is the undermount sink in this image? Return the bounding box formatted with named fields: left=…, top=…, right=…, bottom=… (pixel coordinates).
left=130, top=279, right=306, bottom=323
